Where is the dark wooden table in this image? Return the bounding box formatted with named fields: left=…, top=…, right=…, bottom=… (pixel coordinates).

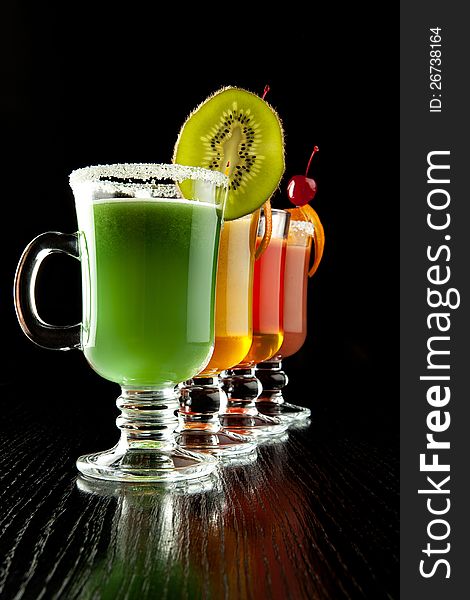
left=0, top=366, right=398, bottom=600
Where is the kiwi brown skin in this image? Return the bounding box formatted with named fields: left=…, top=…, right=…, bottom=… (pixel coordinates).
left=173, top=86, right=285, bottom=220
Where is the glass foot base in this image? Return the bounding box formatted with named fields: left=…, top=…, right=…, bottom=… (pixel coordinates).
left=219, top=411, right=289, bottom=438
left=76, top=472, right=217, bottom=496
left=175, top=429, right=257, bottom=457
left=287, top=418, right=312, bottom=431
left=76, top=443, right=217, bottom=483
left=256, top=401, right=311, bottom=422
left=256, top=431, right=290, bottom=447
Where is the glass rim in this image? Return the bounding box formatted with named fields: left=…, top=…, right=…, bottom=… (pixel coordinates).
left=260, top=208, right=291, bottom=221
left=69, top=163, right=229, bottom=191
left=289, top=219, right=314, bottom=237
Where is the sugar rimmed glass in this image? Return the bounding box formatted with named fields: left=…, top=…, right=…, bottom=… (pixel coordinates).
left=256, top=217, right=314, bottom=421
left=14, top=163, right=228, bottom=482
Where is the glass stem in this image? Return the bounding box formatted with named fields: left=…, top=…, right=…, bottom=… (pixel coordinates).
left=221, top=368, right=262, bottom=415
left=255, top=357, right=288, bottom=404
left=178, top=377, right=223, bottom=432
left=116, top=387, right=179, bottom=450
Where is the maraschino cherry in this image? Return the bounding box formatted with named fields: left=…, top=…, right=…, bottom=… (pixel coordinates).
left=287, top=146, right=319, bottom=206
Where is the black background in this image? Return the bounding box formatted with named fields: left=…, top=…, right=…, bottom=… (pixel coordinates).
left=2, top=5, right=397, bottom=441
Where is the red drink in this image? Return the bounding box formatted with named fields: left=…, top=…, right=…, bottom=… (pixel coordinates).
left=221, top=209, right=290, bottom=437
left=241, top=236, right=286, bottom=365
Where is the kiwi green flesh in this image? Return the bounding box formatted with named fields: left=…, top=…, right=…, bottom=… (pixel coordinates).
left=173, top=87, right=284, bottom=220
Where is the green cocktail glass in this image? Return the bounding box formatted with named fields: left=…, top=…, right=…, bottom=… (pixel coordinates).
left=14, top=163, right=228, bottom=482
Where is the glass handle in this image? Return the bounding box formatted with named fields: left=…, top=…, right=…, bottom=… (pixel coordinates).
left=14, top=231, right=82, bottom=350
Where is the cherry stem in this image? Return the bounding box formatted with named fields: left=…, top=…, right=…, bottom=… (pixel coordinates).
left=262, top=84, right=270, bottom=100
left=305, top=145, right=320, bottom=176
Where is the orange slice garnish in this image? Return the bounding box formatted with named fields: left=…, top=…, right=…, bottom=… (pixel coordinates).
left=286, top=205, right=325, bottom=277
left=255, top=199, right=273, bottom=260
left=300, top=204, right=325, bottom=277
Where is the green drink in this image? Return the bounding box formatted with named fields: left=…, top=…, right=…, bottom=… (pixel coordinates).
left=79, top=198, right=221, bottom=387
left=15, top=163, right=228, bottom=482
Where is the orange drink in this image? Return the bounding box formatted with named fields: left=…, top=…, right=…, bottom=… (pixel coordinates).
left=201, top=213, right=257, bottom=375
left=177, top=212, right=259, bottom=457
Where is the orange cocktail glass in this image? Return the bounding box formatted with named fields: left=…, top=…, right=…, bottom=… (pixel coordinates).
left=176, top=212, right=259, bottom=457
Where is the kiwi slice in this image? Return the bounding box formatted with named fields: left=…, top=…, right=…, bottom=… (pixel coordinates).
left=173, top=86, right=285, bottom=220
